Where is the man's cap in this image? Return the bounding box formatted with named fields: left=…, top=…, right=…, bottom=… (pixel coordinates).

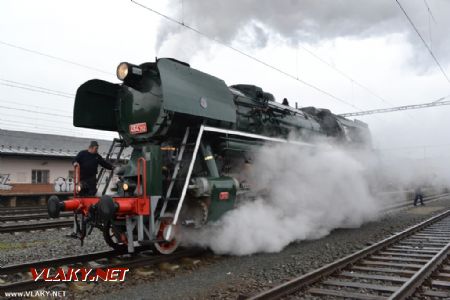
left=89, top=141, right=99, bottom=147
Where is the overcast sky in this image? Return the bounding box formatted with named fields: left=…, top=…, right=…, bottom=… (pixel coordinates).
left=1, top=0, right=450, bottom=160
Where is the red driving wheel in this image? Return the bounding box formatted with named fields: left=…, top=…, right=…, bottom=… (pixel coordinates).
left=153, top=214, right=180, bottom=254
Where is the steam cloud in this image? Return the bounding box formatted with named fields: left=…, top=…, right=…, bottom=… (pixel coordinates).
left=156, top=0, right=450, bottom=66
left=182, top=141, right=380, bottom=255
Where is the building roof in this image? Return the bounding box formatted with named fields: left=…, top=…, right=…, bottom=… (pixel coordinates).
left=0, top=129, right=130, bottom=159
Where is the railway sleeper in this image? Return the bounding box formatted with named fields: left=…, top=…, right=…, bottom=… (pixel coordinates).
left=321, top=279, right=400, bottom=293
left=338, top=271, right=409, bottom=283
left=307, top=287, right=386, bottom=300
left=368, top=255, right=430, bottom=263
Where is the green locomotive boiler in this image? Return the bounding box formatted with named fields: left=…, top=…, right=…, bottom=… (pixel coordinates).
left=48, top=58, right=370, bottom=254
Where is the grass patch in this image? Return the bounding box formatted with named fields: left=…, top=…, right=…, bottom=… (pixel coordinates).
left=0, top=241, right=43, bottom=251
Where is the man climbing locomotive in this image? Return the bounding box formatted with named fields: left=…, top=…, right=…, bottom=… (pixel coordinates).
left=73, top=141, right=114, bottom=196
left=48, top=58, right=371, bottom=254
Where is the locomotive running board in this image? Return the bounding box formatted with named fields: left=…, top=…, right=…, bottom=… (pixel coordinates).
left=165, top=125, right=314, bottom=240
left=202, top=126, right=314, bottom=147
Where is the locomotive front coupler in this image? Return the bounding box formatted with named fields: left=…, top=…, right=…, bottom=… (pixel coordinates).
left=71, top=204, right=99, bottom=246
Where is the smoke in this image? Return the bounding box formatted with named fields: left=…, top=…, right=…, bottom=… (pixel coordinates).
left=156, top=0, right=450, bottom=67
left=181, top=141, right=380, bottom=255
left=374, top=150, right=450, bottom=190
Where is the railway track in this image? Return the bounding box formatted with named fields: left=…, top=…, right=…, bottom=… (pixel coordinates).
left=0, top=206, right=47, bottom=215
left=0, top=193, right=446, bottom=234
left=0, top=212, right=71, bottom=222
left=0, top=195, right=448, bottom=297
left=0, top=247, right=205, bottom=294
left=247, top=209, right=450, bottom=299
left=381, top=193, right=449, bottom=212
left=417, top=260, right=450, bottom=298
left=0, top=219, right=73, bottom=233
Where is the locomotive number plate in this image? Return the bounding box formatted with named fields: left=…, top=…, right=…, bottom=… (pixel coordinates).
left=129, top=122, right=148, bottom=134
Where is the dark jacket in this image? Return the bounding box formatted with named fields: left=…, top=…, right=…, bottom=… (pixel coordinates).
left=73, top=150, right=113, bottom=181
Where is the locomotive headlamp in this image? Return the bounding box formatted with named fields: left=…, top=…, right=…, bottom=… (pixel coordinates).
left=117, top=62, right=129, bottom=81
left=118, top=181, right=136, bottom=195
left=116, top=62, right=142, bottom=81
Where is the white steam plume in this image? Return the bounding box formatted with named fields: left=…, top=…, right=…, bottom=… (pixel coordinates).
left=182, top=141, right=380, bottom=255
left=156, top=0, right=450, bottom=67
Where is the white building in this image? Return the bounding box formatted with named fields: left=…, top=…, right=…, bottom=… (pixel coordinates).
left=0, top=129, right=115, bottom=195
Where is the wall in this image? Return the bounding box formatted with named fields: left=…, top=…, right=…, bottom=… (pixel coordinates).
left=0, top=155, right=73, bottom=184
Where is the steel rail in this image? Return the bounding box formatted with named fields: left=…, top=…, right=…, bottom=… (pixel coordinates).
left=0, top=248, right=205, bottom=294
left=0, top=207, right=47, bottom=215
left=1, top=249, right=121, bottom=275
left=389, top=242, right=450, bottom=299
left=381, top=193, right=450, bottom=212
left=0, top=212, right=71, bottom=222
left=0, top=220, right=72, bottom=233
left=247, top=209, right=450, bottom=299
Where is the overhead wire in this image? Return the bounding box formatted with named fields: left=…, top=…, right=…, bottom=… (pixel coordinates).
left=1, top=112, right=75, bottom=126
left=423, top=0, right=437, bottom=24
left=0, top=106, right=115, bottom=139
left=0, top=120, right=115, bottom=140
left=0, top=99, right=72, bottom=114
left=0, top=105, right=71, bottom=118
left=0, top=121, right=82, bottom=137
left=0, top=127, right=117, bottom=143
left=1, top=1, right=447, bottom=141
left=0, top=81, right=74, bottom=99
left=0, top=41, right=112, bottom=137
left=0, top=79, right=75, bottom=97
left=0, top=40, right=112, bottom=75
left=0, top=120, right=74, bottom=133
left=0, top=116, right=99, bottom=132
left=379, top=143, right=450, bottom=151
left=395, top=0, right=450, bottom=85
left=297, top=44, right=394, bottom=107
left=0, top=112, right=117, bottom=139
left=0, top=120, right=118, bottom=140
left=0, top=2, right=409, bottom=113
left=131, top=0, right=364, bottom=111
left=339, top=95, right=450, bottom=117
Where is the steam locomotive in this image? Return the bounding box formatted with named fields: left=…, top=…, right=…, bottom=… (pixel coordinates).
left=48, top=58, right=370, bottom=254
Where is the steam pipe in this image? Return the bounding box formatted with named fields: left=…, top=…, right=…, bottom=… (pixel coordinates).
left=200, top=143, right=219, bottom=177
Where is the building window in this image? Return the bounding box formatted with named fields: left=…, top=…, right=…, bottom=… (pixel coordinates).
left=32, top=170, right=49, bottom=184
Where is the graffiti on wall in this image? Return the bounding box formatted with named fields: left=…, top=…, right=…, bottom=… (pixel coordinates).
left=54, top=177, right=74, bottom=192
left=0, top=173, right=12, bottom=191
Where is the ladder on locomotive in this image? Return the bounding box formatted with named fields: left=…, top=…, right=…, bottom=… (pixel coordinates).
left=97, top=138, right=126, bottom=195
left=158, top=126, right=203, bottom=222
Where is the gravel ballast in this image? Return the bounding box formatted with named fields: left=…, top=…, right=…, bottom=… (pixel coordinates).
left=0, top=226, right=110, bottom=266
left=94, top=197, right=450, bottom=300
left=1, top=197, right=449, bottom=299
